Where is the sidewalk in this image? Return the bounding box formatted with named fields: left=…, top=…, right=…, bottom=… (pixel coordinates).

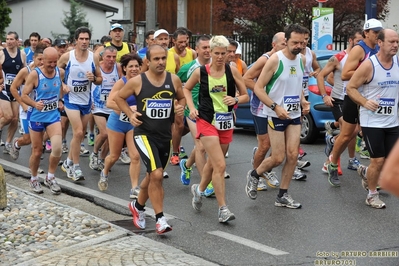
left=1, top=170, right=217, bottom=266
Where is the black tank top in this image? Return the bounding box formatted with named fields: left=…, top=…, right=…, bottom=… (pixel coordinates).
left=135, top=72, right=175, bottom=140
left=3, top=48, right=23, bottom=92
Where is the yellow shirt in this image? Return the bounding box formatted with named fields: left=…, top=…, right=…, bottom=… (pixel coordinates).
left=166, top=49, right=177, bottom=74
left=105, top=42, right=130, bottom=63
left=170, top=47, right=193, bottom=67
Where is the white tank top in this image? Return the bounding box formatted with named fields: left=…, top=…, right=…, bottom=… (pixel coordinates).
left=263, top=51, right=304, bottom=119
left=359, top=55, right=399, bottom=128
left=92, top=64, right=119, bottom=114
left=332, top=50, right=347, bottom=100
left=302, top=47, right=313, bottom=97
left=65, top=50, right=94, bottom=105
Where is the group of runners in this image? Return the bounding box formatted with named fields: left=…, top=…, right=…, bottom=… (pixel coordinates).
left=1, top=18, right=399, bottom=234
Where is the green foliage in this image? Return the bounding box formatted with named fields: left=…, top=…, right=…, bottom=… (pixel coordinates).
left=52, top=0, right=92, bottom=42
left=0, top=0, right=12, bottom=41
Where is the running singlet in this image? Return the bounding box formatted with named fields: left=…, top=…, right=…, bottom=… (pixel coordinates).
left=177, top=58, right=201, bottom=117
left=19, top=65, right=34, bottom=120
left=30, top=67, right=62, bottom=123
left=302, top=47, right=313, bottom=97
left=92, top=64, right=119, bottom=114
left=64, top=50, right=95, bottom=105
left=359, top=55, right=399, bottom=128
left=2, top=48, right=23, bottom=94
left=104, top=42, right=130, bottom=63
left=198, top=64, right=236, bottom=128
left=24, top=47, right=34, bottom=64
left=332, top=50, right=347, bottom=100
left=170, top=47, right=193, bottom=66
left=251, top=53, right=270, bottom=118
left=263, top=51, right=304, bottom=119
left=134, top=72, right=175, bottom=140
left=165, top=50, right=177, bottom=74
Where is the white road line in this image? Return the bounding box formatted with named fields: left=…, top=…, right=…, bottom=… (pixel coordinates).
left=207, top=231, right=289, bottom=256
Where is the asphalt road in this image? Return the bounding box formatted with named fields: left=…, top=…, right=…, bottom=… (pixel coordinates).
left=1, top=128, right=399, bottom=266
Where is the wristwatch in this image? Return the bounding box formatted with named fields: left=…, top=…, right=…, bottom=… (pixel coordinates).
left=322, top=94, right=327, bottom=98
left=270, top=102, right=277, bottom=110
left=234, top=97, right=239, bottom=104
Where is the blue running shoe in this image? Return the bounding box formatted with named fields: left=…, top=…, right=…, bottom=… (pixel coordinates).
left=204, top=182, right=215, bottom=197
left=179, top=159, right=192, bottom=185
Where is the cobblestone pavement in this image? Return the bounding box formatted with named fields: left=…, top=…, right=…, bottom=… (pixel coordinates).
left=0, top=184, right=217, bottom=266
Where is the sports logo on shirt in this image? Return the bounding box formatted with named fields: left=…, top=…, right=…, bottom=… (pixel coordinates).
left=210, top=85, right=226, bottom=93
left=290, top=66, right=297, bottom=75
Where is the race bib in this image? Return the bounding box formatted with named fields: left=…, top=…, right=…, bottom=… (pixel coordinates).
left=283, top=95, right=300, bottom=113
left=41, top=96, right=58, bottom=112
left=72, top=80, right=89, bottom=93
left=214, top=112, right=234, bottom=131
left=375, top=98, right=395, bottom=116
left=145, top=99, right=172, bottom=119
left=100, top=88, right=111, bottom=101
left=119, top=112, right=130, bottom=122
left=5, top=74, right=15, bottom=86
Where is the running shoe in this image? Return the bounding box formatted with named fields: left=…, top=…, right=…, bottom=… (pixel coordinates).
left=163, top=171, right=169, bottom=178
left=324, top=132, right=334, bottom=157
left=263, top=171, right=280, bottom=188
left=292, top=168, right=307, bottom=181
left=9, top=138, right=20, bottom=160
left=322, top=162, right=328, bottom=173
left=44, top=176, right=61, bottom=194
left=275, top=193, right=302, bottom=209
left=297, top=160, right=310, bottom=169
left=45, top=140, right=52, bottom=153
left=218, top=206, right=235, bottom=223
left=365, top=192, right=386, bottom=209
left=245, top=170, right=259, bottom=200
left=88, top=134, right=95, bottom=146
left=224, top=171, right=230, bottom=179
left=62, top=142, right=69, bottom=153
left=29, top=179, right=43, bottom=194
left=324, top=121, right=335, bottom=135
left=225, top=151, right=229, bottom=158
left=155, top=216, right=172, bottom=234
left=204, top=182, right=215, bottom=197
left=80, top=145, right=90, bottom=156
left=89, top=152, right=99, bottom=170
left=191, top=184, right=203, bottom=211
left=98, top=170, right=108, bottom=191
left=179, top=146, right=188, bottom=159
left=119, top=148, right=131, bottom=164
left=359, top=148, right=370, bottom=159
left=130, top=186, right=140, bottom=199
left=72, top=165, right=85, bottom=182
left=170, top=154, right=179, bottom=165
left=97, top=160, right=104, bottom=171
left=128, top=200, right=146, bottom=229
left=257, top=178, right=268, bottom=191
left=61, top=160, right=74, bottom=179
left=179, top=158, right=192, bottom=186
left=3, top=143, right=11, bottom=154
left=0, top=138, right=4, bottom=146
left=347, top=157, right=360, bottom=170
left=357, top=164, right=368, bottom=190
left=327, top=163, right=340, bottom=187
left=298, top=146, right=307, bottom=160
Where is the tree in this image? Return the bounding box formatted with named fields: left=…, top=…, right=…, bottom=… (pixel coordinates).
left=216, top=0, right=390, bottom=36
left=52, top=0, right=92, bottom=42
left=0, top=0, right=12, bottom=41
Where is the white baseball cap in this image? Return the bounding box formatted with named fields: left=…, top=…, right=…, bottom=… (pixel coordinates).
left=154, top=29, right=169, bottom=39
left=363, top=18, right=383, bottom=31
